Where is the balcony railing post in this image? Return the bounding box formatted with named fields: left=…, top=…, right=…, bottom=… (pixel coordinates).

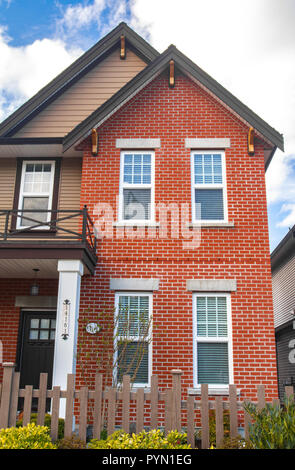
left=82, top=205, right=87, bottom=242
left=4, top=210, right=10, bottom=240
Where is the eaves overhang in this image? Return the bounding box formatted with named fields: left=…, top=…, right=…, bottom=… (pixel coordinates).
left=0, top=137, right=82, bottom=158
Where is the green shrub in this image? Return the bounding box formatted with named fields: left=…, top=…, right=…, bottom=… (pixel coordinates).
left=88, top=429, right=191, bottom=449
left=16, top=413, right=64, bottom=440
left=56, top=435, right=86, bottom=449
left=217, top=436, right=252, bottom=449
left=244, top=397, right=295, bottom=449
left=0, top=423, right=56, bottom=449
left=100, top=428, right=108, bottom=440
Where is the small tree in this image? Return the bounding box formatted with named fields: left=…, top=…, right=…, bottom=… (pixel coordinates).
left=76, top=302, right=152, bottom=431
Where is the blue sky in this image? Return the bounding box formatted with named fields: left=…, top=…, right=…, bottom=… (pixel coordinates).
left=0, top=0, right=294, bottom=252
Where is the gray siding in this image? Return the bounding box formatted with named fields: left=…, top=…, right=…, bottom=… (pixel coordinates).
left=276, top=324, right=295, bottom=401
left=272, top=255, right=295, bottom=328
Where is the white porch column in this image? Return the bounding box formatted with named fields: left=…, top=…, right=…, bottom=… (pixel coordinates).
left=52, top=260, right=84, bottom=417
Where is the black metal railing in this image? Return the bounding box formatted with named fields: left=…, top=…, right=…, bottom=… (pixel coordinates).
left=0, top=206, right=97, bottom=255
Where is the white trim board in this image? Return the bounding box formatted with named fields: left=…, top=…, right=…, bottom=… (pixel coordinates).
left=110, top=278, right=160, bottom=291
left=116, top=139, right=161, bottom=149
left=187, top=279, right=237, bottom=292
left=185, top=138, right=231, bottom=148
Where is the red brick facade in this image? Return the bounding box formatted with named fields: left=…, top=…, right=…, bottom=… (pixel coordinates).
left=0, top=72, right=278, bottom=402
left=75, top=71, right=278, bottom=401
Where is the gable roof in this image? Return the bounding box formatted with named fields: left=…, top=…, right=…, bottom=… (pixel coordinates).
left=63, top=43, right=284, bottom=157
left=0, top=22, right=159, bottom=138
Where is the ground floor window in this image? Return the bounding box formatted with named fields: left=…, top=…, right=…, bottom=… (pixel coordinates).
left=193, top=293, right=233, bottom=389
left=114, top=292, right=152, bottom=387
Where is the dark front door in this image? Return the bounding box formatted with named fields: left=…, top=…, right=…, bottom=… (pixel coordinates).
left=19, top=311, right=56, bottom=410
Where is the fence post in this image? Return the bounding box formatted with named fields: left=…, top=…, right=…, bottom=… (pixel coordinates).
left=201, top=384, right=209, bottom=449
left=171, top=369, right=182, bottom=432
left=122, top=375, right=130, bottom=433
left=229, top=384, right=238, bottom=439
left=0, top=363, right=15, bottom=429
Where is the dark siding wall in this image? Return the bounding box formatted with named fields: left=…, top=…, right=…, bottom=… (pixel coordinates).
left=276, top=322, right=295, bottom=401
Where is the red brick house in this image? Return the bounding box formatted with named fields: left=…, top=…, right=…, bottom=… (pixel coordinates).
left=0, top=23, right=283, bottom=414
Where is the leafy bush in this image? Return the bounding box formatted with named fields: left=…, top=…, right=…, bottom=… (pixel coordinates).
left=217, top=436, right=252, bottom=449
left=88, top=429, right=191, bottom=449
left=244, top=398, right=295, bottom=449
left=16, top=413, right=64, bottom=440
left=0, top=423, right=56, bottom=449
left=56, top=435, right=86, bottom=449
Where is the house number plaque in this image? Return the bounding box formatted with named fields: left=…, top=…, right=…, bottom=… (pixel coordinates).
left=61, top=299, right=70, bottom=340
left=86, top=322, right=100, bottom=334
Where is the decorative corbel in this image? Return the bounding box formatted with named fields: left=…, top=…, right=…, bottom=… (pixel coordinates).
left=91, top=128, right=98, bottom=156
left=248, top=127, right=255, bottom=156
left=169, top=60, right=175, bottom=88
left=120, top=35, right=126, bottom=60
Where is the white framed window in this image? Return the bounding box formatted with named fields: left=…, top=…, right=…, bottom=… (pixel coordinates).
left=17, top=160, right=56, bottom=229
left=114, top=292, right=152, bottom=387
left=191, top=151, right=228, bottom=223
left=119, top=151, right=155, bottom=223
left=193, top=293, right=233, bottom=390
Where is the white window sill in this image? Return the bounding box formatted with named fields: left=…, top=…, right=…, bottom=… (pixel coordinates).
left=188, top=387, right=240, bottom=396
left=188, top=222, right=234, bottom=228
left=113, top=221, right=160, bottom=227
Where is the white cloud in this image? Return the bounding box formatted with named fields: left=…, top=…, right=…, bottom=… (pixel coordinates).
left=56, top=0, right=106, bottom=35
left=0, top=26, right=82, bottom=122
left=55, top=0, right=128, bottom=42
left=277, top=203, right=295, bottom=228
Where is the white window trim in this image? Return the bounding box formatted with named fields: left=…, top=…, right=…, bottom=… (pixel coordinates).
left=118, top=150, right=155, bottom=224
left=17, top=160, right=56, bottom=230
left=114, top=291, right=153, bottom=388
left=190, top=150, right=228, bottom=224
left=192, top=292, right=233, bottom=392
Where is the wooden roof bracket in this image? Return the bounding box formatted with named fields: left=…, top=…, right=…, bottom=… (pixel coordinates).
left=120, top=35, right=126, bottom=60
left=91, top=128, right=98, bottom=156
left=169, top=60, right=175, bottom=88
left=248, top=127, right=255, bottom=156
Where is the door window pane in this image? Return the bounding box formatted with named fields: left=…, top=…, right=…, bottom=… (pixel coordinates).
left=40, top=319, right=50, bottom=329
left=30, top=319, right=39, bottom=329
left=29, top=330, right=38, bottom=340
left=40, top=330, right=49, bottom=340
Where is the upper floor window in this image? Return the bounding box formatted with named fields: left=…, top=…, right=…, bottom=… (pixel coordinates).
left=191, top=151, right=227, bottom=223
left=17, top=161, right=56, bottom=229
left=119, top=151, right=155, bottom=223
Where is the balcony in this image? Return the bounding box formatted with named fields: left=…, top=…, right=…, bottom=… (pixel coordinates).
left=0, top=207, right=97, bottom=277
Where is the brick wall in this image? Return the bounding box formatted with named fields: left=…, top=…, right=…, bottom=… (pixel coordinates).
left=76, top=71, right=278, bottom=401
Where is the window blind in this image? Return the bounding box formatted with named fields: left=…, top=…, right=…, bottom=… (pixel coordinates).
left=195, top=188, right=224, bottom=220
left=123, top=188, right=151, bottom=220
left=197, top=342, right=229, bottom=384
left=117, top=341, right=149, bottom=384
